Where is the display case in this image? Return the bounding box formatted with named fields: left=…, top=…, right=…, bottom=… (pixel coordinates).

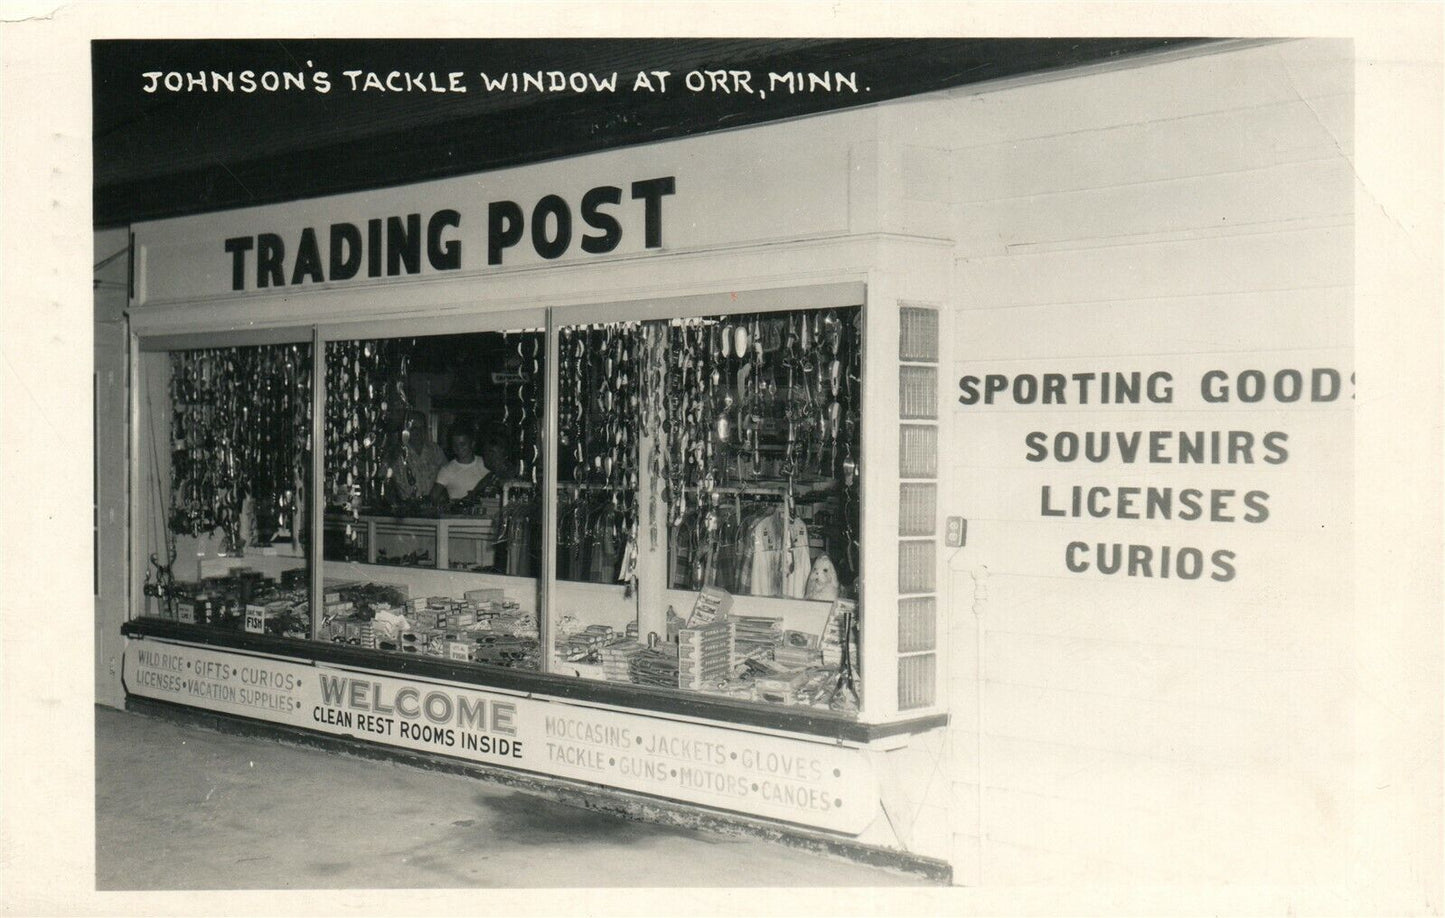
left=322, top=515, right=500, bottom=570
left=133, top=299, right=871, bottom=718
left=547, top=306, right=863, bottom=713
left=135, top=340, right=315, bottom=638
left=316, top=328, right=545, bottom=666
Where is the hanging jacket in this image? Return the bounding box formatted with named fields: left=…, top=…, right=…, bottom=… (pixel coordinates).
left=746, top=509, right=786, bottom=597
left=784, top=513, right=812, bottom=598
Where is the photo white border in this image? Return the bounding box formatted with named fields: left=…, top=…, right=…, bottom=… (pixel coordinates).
left=1, top=3, right=1440, bottom=915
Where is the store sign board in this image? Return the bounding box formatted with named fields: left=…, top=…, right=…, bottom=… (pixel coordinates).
left=243, top=605, right=266, bottom=634
left=123, top=639, right=878, bottom=834
left=950, top=350, right=1353, bottom=587
left=132, top=118, right=857, bottom=307
left=215, top=177, right=677, bottom=294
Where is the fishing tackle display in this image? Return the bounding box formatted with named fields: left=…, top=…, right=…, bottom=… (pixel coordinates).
left=551, top=308, right=861, bottom=611
left=555, top=322, right=643, bottom=587
left=654, top=308, right=864, bottom=593
left=322, top=332, right=543, bottom=560
left=500, top=330, right=545, bottom=486
left=167, top=344, right=312, bottom=552
left=323, top=337, right=414, bottom=512
left=152, top=308, right=862, bottom=713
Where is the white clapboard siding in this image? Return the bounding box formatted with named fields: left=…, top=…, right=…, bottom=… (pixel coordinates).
left=935, top=38, right=1354, bottom=885
left=979, top=776, right=1347, bottom=886
left=957, top=224, right=1351, bottom=309
left=950, top=96, right=1352, bottom=206
left=953, top=287, right=1352, bottom=359
left=954, top=157, right=1352, bottom=256
left=978, top=676, right=1343, bottom=769
left=978, top=629, right=1351, bottom=720
left=951, top=561, right=1350, bottom=654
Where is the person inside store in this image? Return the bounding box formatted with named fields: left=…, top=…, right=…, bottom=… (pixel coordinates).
left=431, top=423, right=512, bottom=506
left=475, top=435, right=513, bottom=497
left=387, top=409, right=446, bottom=504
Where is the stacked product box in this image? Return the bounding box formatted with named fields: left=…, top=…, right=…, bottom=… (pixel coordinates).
left=752, top=669, right=811, bottom=706
left=792, top=669, right=840, bottom=707
left=773, top=630, right=821, bottom=669
left=167, top=570, right=311, bottom=633
left=488, top=612, right=536, bottom=637
left=472, top=633, right=538, bottom=668
left=349, top=581, right=410, bottom=609
left=599, top=640, right=644, bottom=681
left=630, top=644, right=679, bottom=687
left=399, top=627, right=451, bottom=657
left=678, top=619, right=737, bottom=690
left=448, top=608, right=477, bottom=629
left=821, top=598, right=855, bottom=668
left=733, top=616, right=784, bottom=660
left=557, top=625, right=615, bottom=663
left=687, top=586, right=733, bottom=626
left=709, top=679, right=757, bottom=701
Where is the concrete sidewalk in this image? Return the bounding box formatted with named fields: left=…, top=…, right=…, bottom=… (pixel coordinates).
left=96, top=705, right=936, bottom=889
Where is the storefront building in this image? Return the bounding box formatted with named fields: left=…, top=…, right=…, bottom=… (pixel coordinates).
left=95, top=38, right=1355, bottom=884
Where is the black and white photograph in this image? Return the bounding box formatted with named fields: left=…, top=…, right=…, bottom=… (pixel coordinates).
left=1, top=3, right=1441, bottom=915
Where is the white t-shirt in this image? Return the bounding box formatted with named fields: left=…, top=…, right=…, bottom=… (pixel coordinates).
left=435, top=457, right=489, bottom=499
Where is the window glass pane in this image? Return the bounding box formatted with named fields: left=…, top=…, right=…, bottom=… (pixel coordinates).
left=137, top=343, right=314, bottom=636
left=551, top=321, right=647, bottom=687
left=552, top=306, right=863, bottom=715
left=320, top=331, right=543, bottom=669
left=133, top=303, right=863, bottom=718
left=554, top=323, right=642, bottom=586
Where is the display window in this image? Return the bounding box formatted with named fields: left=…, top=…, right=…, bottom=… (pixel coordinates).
left=549, top=307, right=862, bottom=713
left=137, top=341, right=314, bottom=637
left=134, top=297, right=866, bottom=720
left=319, top=329, right=544, bottom=669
